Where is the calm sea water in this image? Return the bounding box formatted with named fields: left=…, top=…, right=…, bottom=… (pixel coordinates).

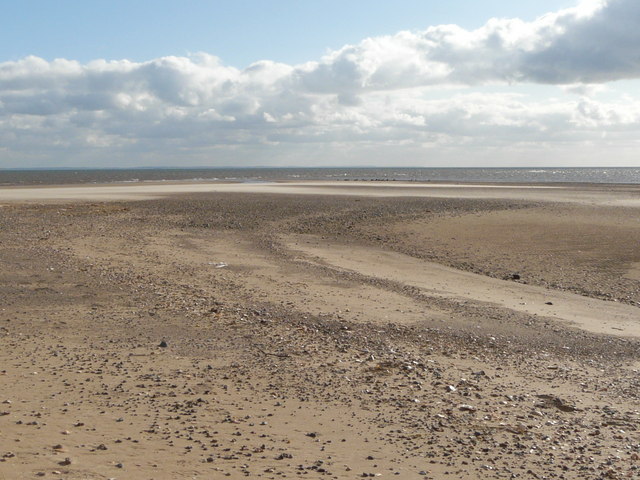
left=1, top=167, right=640, bottom=186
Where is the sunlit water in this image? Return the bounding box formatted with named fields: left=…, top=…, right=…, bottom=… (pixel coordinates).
left=1, top=167, right=639, bottom=186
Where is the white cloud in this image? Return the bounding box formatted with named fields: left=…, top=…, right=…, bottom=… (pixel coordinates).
left=561, top=83, right=606, bottom=96
left=1, top=0, right=640, bottom=167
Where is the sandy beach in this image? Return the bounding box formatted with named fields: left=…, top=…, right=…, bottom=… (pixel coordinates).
left=1, top=182, right=640, bottom=479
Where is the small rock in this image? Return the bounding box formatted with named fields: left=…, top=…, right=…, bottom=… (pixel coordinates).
left=159, top=340, right=168, bottom=348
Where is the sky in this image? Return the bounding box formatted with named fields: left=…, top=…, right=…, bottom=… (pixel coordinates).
left=1, top=0, right=639, bottom=168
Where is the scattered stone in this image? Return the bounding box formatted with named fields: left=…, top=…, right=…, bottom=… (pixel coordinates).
left=458, top=404, right=476, bottom=412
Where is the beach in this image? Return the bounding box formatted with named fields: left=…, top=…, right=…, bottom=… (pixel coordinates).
left=1, top=181, right=639, bottom=479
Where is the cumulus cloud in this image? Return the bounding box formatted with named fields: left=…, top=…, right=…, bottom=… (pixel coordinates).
left=293, top=0, right=639, bottom=93
left=1, top=0, right=640, bottom=167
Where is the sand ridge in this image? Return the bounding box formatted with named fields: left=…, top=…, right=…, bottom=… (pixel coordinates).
left=285, top=234, right=640, bottom=337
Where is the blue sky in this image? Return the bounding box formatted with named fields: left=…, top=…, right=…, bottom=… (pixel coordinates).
left=1, top=1, right=574, bottom=66
left=1, top=0, right=639, bottom=168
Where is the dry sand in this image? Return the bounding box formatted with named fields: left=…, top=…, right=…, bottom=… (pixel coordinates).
left=285, top=236, right=640, bottom=337
left=1, top=183, right=639, bottom=479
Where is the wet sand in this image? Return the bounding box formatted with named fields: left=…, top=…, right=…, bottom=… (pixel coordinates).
left=1, top=184, right=639, bottom=479
left=1, top=180, right=640, bottom=207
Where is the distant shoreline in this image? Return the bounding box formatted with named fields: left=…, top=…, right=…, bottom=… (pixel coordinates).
left=1, top=166, right=640, bottom=187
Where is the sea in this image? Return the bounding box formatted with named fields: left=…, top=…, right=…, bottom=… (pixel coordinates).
left=1, top=167, right=640, bottom=186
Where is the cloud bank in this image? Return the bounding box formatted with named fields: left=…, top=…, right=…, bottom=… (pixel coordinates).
left=1, top=0, right=640, bottom=167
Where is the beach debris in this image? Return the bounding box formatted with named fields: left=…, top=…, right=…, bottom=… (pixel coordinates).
left=255, top=346, right=290, bottom=358
left=58, top=457, right=72, bottom=466
left=208, top=262, right=228, bottom=268
left=159, top=340, right=168, bottom=348
left=535, top=394, right=579, bottom=412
